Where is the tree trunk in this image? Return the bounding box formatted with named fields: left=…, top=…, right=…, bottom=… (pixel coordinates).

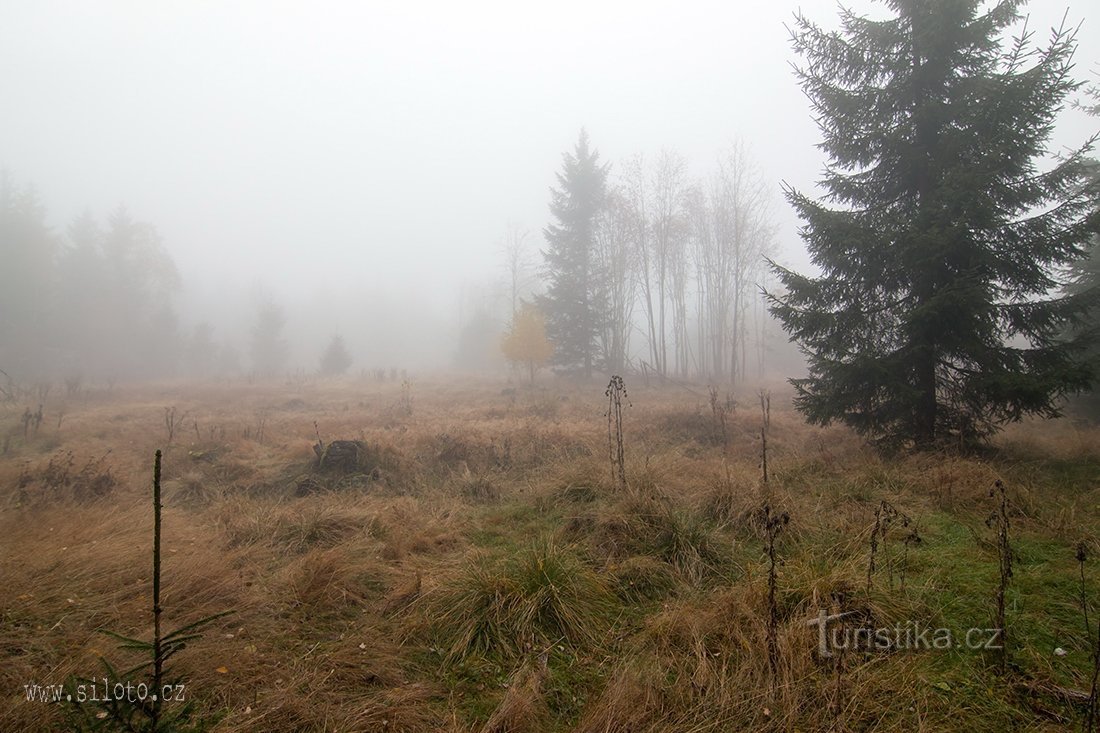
left=910, top=6, right=940, bottom=448
left=915, top=348, right=937, bottom=447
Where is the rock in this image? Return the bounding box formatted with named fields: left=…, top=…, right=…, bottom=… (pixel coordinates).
left=313, top=439, right=364, bottom=472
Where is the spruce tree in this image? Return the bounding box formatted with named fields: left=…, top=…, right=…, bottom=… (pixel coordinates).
left=768, top=0, right=1100, bottom=449
left=250, top=302, right=289, bottom=377
left=1064, top=86, right=1100, bottom=418
left=319, top=334, right=353, bottom=376
left=540, top=129, right=609, bottom=378
left=1065, top=232, right=1100, bottom=418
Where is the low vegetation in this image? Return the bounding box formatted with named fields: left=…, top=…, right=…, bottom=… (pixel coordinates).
left=2, top=376, right=1100, bottom=731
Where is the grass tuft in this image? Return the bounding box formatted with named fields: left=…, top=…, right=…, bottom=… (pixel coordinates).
left=582, top=495, right=728, bottom=580
left=610, top=555, right=679, bottom=602
left=419, top=537, right=613, bottom=663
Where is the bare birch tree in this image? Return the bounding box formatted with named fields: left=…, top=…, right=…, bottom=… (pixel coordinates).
left=594, top=187, right=636, bottom=373
left=622, top=155, right=661, bottom=377
left=685, top=142, right=774, bottom=384
left=652, top=149, right=690, bottom=378
left=502, top=222, right=531, bottom=321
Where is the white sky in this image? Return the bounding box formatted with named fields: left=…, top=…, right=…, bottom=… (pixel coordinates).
left=1, top=0, right=1098, bottom=352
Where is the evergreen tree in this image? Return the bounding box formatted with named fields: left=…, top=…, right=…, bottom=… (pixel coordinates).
left=1064, top=229, right=1100, bottom=418
left=768, top=1, right=1100, bottom=449
left=0, top=174, right=56, bottom=378
left=319, top=334, right=353, bottom=376
left=250, top=302, right=289, bottom=376
left=540, top=129, right=608, bottom=378
left=97, top=206, right=181, bottom=378
left=1064, top=85, right=1100, bottom=417
left=57, top=211, right=107, bottom=372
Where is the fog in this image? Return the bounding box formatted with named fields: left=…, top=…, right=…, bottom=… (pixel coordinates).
left=1, top=0, right=1098, bottom=380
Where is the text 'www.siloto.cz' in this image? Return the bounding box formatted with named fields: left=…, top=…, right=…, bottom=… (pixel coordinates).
left=23, top=680, right=187, bottom=704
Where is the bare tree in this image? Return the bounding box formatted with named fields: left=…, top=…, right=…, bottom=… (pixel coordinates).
left=621, top=155, right=661, bottom=377
left=685, top=182, right=713, bottom=379
left=720, top=143, right=774, bottom=382
left=594, top=187, right=636, bottom=374
left=501, top=222, right=531, bottom=321
left=689, top=142, right=774, bottom=384
left=652, top=149, right=690, bottom=378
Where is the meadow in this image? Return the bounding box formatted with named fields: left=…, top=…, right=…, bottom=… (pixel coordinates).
left=2, top=375, right=1100, bottom=732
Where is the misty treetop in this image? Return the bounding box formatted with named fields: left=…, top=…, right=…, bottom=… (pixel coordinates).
left=0, top=175, right=301, bottom=382
left=768, top=0, right=1100, bottom=449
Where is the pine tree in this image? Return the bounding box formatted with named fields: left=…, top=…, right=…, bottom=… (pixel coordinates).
left=0, top=175, right=56, bottom=377
left=250, top=302, right=289, bottom=377
left=769, top=1, right=1100, bottom=449
left=540, top=129, right=609, bottom=378
left=319, top=334, right=353, bottom=376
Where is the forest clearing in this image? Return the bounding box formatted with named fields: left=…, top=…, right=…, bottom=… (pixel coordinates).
left=3, top=376, right=1100, bottom=731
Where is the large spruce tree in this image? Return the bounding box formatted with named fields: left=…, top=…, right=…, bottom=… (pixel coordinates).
left=540, top=129, right=608, bottom=378
left=769, top=0, right=1100, bottom=449
left=1063, top=86, right=1100, bottom=418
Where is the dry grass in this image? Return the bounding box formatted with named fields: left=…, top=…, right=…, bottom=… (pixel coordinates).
left=1, top=376, right=1097, bottom=731
left=411, top=537, right=613, bottom=663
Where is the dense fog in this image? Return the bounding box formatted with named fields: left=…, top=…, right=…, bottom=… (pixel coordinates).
left=1, top=0, right=1097, bottom=384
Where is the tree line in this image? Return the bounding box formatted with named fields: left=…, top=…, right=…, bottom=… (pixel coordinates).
left=0, top=180, right=187, bottom=381
left=532, top=132, right=778, bottom=384
left=525, top=0, right=1100, bottom=449
left=0, top=179, right=358, bottom=383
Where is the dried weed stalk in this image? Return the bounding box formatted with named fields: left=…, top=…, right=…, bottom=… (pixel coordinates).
left=1078, top=542, right=1099, bottom=733
left=708, top=385, right=729, bottom=447
left=763, top=502, right=790, bottom=691
left=986, top=479, right=1012, bottom=674
left=866, top=500, right=911, bottom=593
left=605, top=376, right=630, bottom=491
